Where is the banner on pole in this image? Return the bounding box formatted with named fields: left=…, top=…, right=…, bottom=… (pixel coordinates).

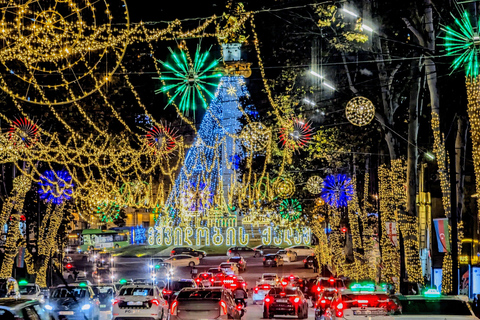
left=385, top=222, right=398, bottom=247
left=433, top=218, right=451, bottom=253
left=16, top=247, right=25, bottom=268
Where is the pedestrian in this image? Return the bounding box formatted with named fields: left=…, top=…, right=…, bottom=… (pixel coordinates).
left=313, top=256, right=319, bottom=273
left=190, top=266, right=198, bottom=279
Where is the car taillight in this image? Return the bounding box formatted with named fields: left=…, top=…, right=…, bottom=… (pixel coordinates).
left=293, top=297, right=300, bottom=304
left=336, top=310, right=343, bottom=317
left=210, top=278, right=215, bottom=282
left=337, top=302, right=344, bottom=310
left=263, top=258, right=266, bottom=261
left=289, top=275, right=294, bottom=280
left=329, top=277, right=335, bottom=284
left=281, top=281, right=288, bottom=286
left=228, top=250, right=232, bottom=254
left=280, top=292, right=286, bottom=296
left=358, top=299, right=369, bottom=305
left=171, top=250, right=175, bottom=255
left=303, top=259, right=307, bottom=263
left=163, top=289, right=172, bottom=295
left=236, top=304, right=243, bottom=310
left=112, top=299, right=119, bottom=305
left=170, top=301, right=178, bottom=315
left=264, top=296, right=271, bottom=303
left=320, top=299, right=326, bottom=304
left=220, top=300, right=227, bottom=315
left=262, top=285, right=270, bottom=290
left=274, top=258, right=277, bottom=261
left=254, top=287, right=259, bottom=293
left=150, top=299, right=160, bottom=306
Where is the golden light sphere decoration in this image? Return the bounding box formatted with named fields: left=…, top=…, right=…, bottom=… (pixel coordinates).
left=0, top=0, right=129, bottom=105
left=306, top=176, right=323, bottom=194
left=273, top=176, right=295, bottom=198
left=240, top=122, right=270, bottom=151
left=345, top=96, right=375, bottom=126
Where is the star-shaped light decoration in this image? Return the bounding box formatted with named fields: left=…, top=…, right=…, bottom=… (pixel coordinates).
left=227, top=85, right=237, bottom=96
left=441, top=10, right=480, bottom=77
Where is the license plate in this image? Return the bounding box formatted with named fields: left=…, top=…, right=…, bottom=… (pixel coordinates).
left=353, top=310, right=385, bottom=315
left=100, top=304, right=106, bottom=308
left=276, top=299, right=288, bottom=303
left=59, top=311, right=74, bottom=315
left=127, top=301, right=143, bottom=306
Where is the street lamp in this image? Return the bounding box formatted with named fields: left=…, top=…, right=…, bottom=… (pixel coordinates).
left=341, top=8, right=374, bottom=32
left=309, top=70, right=336, bottom=90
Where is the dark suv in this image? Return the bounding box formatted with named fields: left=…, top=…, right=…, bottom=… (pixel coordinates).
left=171, top=247, right=206, bottom=259
left=162, top=279, right=197, bottom=303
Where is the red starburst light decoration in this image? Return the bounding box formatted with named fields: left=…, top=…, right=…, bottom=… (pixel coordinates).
left=279, top=118, right=314, bottom=150
left=8, top=117, right=39, bottom=147
left=145, top=123, right=178, bottom=156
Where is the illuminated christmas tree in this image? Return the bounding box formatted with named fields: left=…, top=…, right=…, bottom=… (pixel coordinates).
left=164, top=76, right=249, bottom=225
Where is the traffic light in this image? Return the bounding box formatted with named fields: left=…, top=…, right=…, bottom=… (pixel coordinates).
left=341, top=227, right=347, bottom=233
left=155, top=265, right=160, bottom=270
left=65, top=263, right=73, bottom=270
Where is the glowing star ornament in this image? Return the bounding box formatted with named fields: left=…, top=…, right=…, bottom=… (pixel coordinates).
left=155, top=45, right=223, bottom=117
left=145, top=123, right=178, bottom=156
left=321, top=174, right=354, bottom=208
left=345, top=96, right=375, bottom=126
left=279, top=198, right=302, bottom=221
left=38, top=169, right=74, bottom=205
left=273, top=177, right=295, bottom=198
left=279, top=118, right=314, bottom=151
left=240, top=122, right=270, bottom=151
left=441, top=10, right=480, bottom=77
left=306, top=176, right=323, bottom=194
left=8, top=117, right=39, bottom=148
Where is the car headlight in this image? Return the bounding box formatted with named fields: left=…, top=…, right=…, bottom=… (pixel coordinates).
left=81, top=304, right=91, bottom=311
left=44, top=304, right=53, bottom=311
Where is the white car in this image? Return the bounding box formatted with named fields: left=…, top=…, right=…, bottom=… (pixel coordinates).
left=287, top=245, right=314, bottom=256
left=277, top=249, right=297, bottom=262
left=252, top=283, right=272, bottom=305
left=256, top=273, right=279, bottom=287
left=112, top=284, right=169, bottom=320
left=18, top=282, right=44, bottom=302
left=219, top=262, right=239, bottom=275
left=163, top=255, right=199, bottom=267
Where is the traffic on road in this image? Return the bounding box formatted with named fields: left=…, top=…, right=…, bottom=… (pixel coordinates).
left=0, top=245, right=479, bottom=320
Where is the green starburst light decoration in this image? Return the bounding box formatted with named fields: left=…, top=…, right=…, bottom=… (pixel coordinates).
left=442, top=10, right=480, bottom=77
left=155, top=46, right=223, bottom=116
left=97, top=201, right=121, bottom=223
left=279, top=198, right=302, bottom=221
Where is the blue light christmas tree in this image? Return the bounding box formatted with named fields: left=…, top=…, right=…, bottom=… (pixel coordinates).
left=165, top=76, right=249, bottom=224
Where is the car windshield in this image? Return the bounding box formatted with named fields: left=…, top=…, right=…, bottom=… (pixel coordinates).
left=269, top=288, right=297, bottom=296
left=177, top=290, right=222, bottom=300
left=263, top=275, right=276, bottom=281
left=51, top=288, right=87, bottom=298
left=229, top=257, right=241, bottom=262
left=278, top=250, right=286, bottom=254
left=199, top=273, right=212, bottom=279
left=400, top=299, right=472, bottom=315
left=220, top=263, right=232, bottom=268
left=169, top=281, right=194, bottom=291
left=119, top=287, right=153, bottom=296
left=19, top=285, right=36, bottom=295
left=92, top=286, right=114, bottom=294
left=319, top=279, right=343, bottom=288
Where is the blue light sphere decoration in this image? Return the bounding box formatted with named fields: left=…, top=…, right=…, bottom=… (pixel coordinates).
left=321, top=174, right=354, bottom=208
left=38, top=169, right=74, bottom=204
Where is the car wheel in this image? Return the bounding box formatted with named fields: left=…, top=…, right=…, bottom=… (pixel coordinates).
left=304, top=308, right=308, bottom=318
left=189, top=261, right=195, bottom=267
left=263, top=309, right=268, bottom=319
left=199, top=253, right=204, bottom=259
left=253, top=300, right=257, bottom=305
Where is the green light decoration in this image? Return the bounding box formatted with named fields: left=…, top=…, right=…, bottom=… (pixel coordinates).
left=97, top=201, right=121, bottom=223
left=441, top=10, right=480, bottom=77
left=279, top=199, right=302, bottom=221
left=155, top=45, right=223, bottom=116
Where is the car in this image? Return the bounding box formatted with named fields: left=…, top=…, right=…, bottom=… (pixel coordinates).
left=162, top=279, right=197, bottom=303
left=170, top=247, right=206, bottom=259
left=91, top=284, right=116, bottom=312
left=0, top=278, right=20, bottom=298
left=45, top=283, right=100, bottom=320
left=223, top=275, right=239, bottom=290
left=170, top=287, right=243, bottom=319
left=253, top=283, right=272, bottom=305
left=163, top=254, right=199, bottom=267
left=392, top=292, right=478, bottom=319
left=316, top=282, right=398, bottom=319
left=281, top=275, right=306, bottom=292
left=304, top=254, right=318, bottom=269
left=207, top=268, right=227, bottom=286
left=263, top=253, right=284, bottom=267
left=228, top=256, right=247, bottom=272
left=264, top=286, right=309, bottom=319
left=226, top=246, right=256, bottom=257
left=112, top=284, right=169, bottom=320
left=314, top=277, right=347, bottom=297
left=195, top=272, right=215, bottom=287
left=0, top=299, right=50, bottom=320
left=234, top=276, right=247, bottom=290
left=253, top=244, right=282, bottom=257
left=96, top=252, right=113, bottom=267
left=18, top=281, right=44, bottom=302
left=277, top=249, right=297, bottom=262
left=287, top=245, right=315, bottom=256
left=219, top=262, right=239, bottom=275
left=257, top=273, right=279, bottom=287
left=92, top=267, right=112, bottom=283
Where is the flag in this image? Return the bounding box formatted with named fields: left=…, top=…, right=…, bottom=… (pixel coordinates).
left=16, top=247, right=25, bottom=268
left=433, top=218, right=450, bottom=253
left=385, top=222, right=398, bottom=247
